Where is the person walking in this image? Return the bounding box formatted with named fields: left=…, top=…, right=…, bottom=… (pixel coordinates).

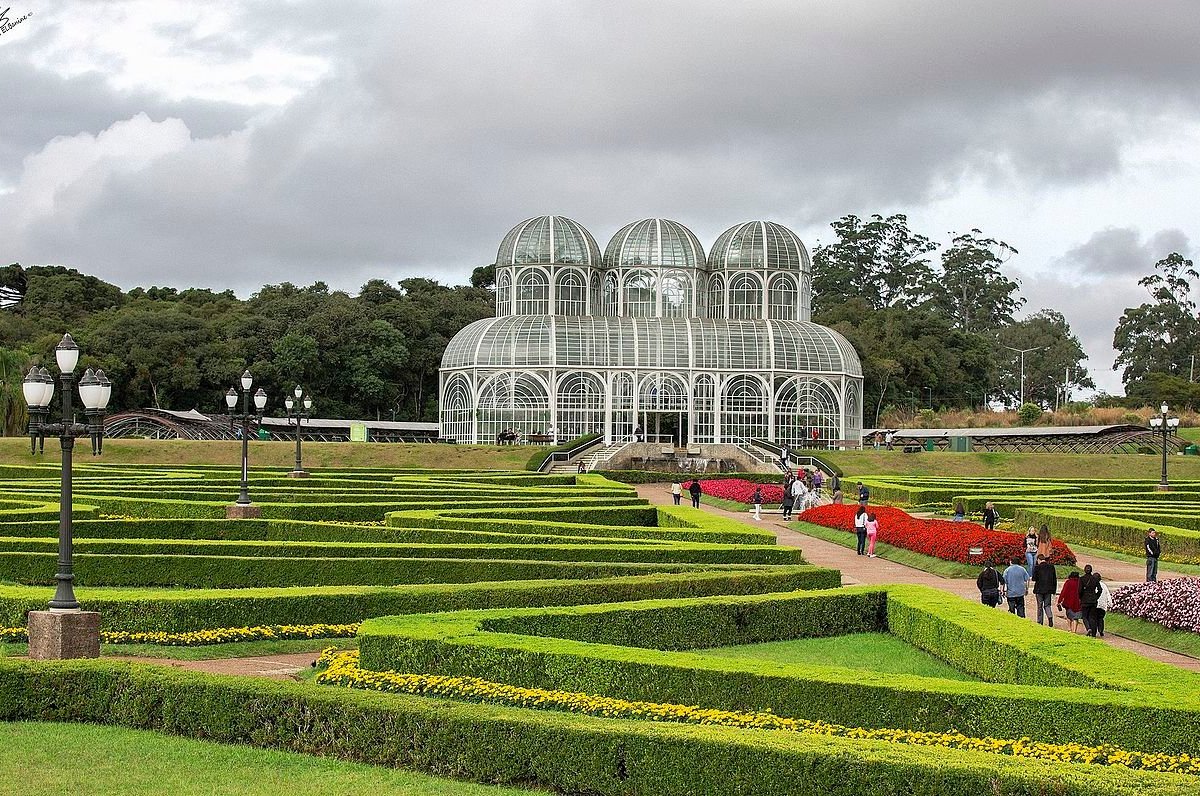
left=1024, top=527, right=1039, bottom=574
left=857, top=481, right=870, bottom=506
left=1031, top=554, right=1057, bottom=627
left=865, top=511, right=880, bottom=558
left=1037, top=525, right=1054, bottom=563
left=670, top=480, right=682, bottom=506
left=812, top=469, right=824, bottom=498
left=982, top=502, right=999, bottom=530
left=1079, top=564, right=1100, bottom=636
left=780, top=485, right=795, bottom=521
left=1002, top=557, right=1030, bottom=617
left=1145, top=528, right=1161, bottom=582
left=831, top=475, right=843, bottom=504
left=977, top=562, right=1002, bottom=607
left=752, top=486, right=764, bottom=521
left=1093, top=573, right=1112, bottom=638
left=688, top=479, right=702, bottom=509
left=953, top=501, right=966, bottom=522
left=1057, top=571, right=1083, bottom=634
left=791, top=477, right=807, bottom=515
left=854, top=506, right=869, bottom=556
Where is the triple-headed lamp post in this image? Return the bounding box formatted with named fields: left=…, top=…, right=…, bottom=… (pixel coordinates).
left=225, top=370, right=267, bottom=507
left=1149, top=403, right=1180, bottom=491
left=20, top=333, right=114, bottom=658
left=284, top=385, right=313, bottom=478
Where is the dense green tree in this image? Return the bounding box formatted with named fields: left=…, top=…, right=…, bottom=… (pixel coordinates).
left=811, top=214, right=936, bottom=315
left=1124, top=372, right=1200, bottom=411
left=1113, top=252, right=1200, bottom=386
left=925, top=229, right=1023, bottom=335
left=995, top=310, right=1094, bottom=408
left=0, top=348, right=28, bottom=436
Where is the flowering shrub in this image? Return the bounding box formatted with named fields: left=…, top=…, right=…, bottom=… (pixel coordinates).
left=0, top=622, right=360, bottom=647
left=316, top=649, right=1198, bottom=775
left=1111, top=578, right=1200, bottom=634
left=694, top=479, right=784, bottom=505
left=797, top=504, right=1075, bottom=566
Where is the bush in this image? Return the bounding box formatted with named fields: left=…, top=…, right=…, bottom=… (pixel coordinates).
left=524, top=433, right=601, bottom=471
left=1017, top=403, right=1043, bottom=425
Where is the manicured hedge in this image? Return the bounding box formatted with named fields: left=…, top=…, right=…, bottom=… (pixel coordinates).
left=2, top=660, right=1194, bottom=796
left=356, top=586, right=1200, bottom=755
left=0, top=567, right=838, bottom=632
left=1014, top=508, right=1200, bottom=564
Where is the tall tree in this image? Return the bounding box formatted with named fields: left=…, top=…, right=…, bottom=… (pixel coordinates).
left=926, top=229, right=1023, bottom=335
left=811, top=213, right=936, bottom=316
left=995, top=309, right=1094, bottom=407
left=0, top=348, right=29, bottom=436
left=1113, top=252, right=1200, bottom=386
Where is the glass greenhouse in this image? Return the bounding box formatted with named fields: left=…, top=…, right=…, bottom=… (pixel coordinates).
left=440, top=216, right=863, bottom=447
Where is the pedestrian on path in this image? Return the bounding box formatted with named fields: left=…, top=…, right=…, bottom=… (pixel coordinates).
left=1003, top=557, right=1030, bottom=617
left=1024, top=528, right=1039, bottom=574
left=977, top=562, right=1002, bottom=607
left=1057, top=571, right=1083, bottom=633
left=982, top=502, right=999, bottom=530
left=953, top=501, right=966, bottom=522
left=752, top=486, right=764, bottom=521
left=865, top=511, right=879, bottom=558
left=857, top=482, right=869, bottom=506
left=670, top=480, right=682, bottom=506
left=780, top=486, right=795, bottom=521
left=854, top=505, right=869, bottom=555
left=1031, top=554, right=1057, bottom=627
left=1093, top=574, right=1111, bottom=638
left=1079, top=564, right=1100, bottom=636
left=1037, top=525, right=1054, bottom=562
left=688, top=479, right=702, bottom=509
left=832, top=475, right=843, bottom=504
left=1145, top=528, right=1161, bottom=582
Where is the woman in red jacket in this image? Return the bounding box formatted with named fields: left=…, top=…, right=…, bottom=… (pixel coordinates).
left=1057, top=570, right=1083, bottom=634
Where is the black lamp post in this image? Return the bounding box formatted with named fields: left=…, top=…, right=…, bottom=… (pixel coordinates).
left=225, top=370, right=267, bottom=506
left=1149, top=402, right=1180, bottom=491
left=284, top=384, right=313, bottom=478
left=21, top=333, right=114, bottom=611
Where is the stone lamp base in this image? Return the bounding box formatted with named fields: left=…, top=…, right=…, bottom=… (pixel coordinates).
left=285, top=470, right=310, bottom=478
left=28, top=610, right=101, bottom=660
left=226, top=504, right=263, bottom=519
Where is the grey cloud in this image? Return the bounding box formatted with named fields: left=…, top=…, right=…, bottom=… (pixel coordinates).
left=1061, top=227, right=1193, bottom=277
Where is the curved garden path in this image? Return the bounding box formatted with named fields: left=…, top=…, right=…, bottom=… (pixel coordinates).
left=635, top=484, right=1200, bottom=672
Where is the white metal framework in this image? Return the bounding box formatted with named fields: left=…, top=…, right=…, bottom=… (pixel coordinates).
left=442, top=216, right=863, bottom=445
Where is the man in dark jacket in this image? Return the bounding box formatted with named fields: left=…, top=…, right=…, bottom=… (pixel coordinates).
left=1145, top=529, right=1161, bottom=582
left=857, top=482, right=870, bottom=506
left=976, top=563, right=1001, bottom=607
left=982, top=502, right=999, bottom=530
left=1078, top=564, right=1101, bottom=636
left=688, top=480, right=702, bottom=509
left=1031, top=555, right=1058, bottom=627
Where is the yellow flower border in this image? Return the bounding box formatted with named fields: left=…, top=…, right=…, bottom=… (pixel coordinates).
left=0, top=623, right=360, bottom=647
left=315, top=649, right=1200, bottom=777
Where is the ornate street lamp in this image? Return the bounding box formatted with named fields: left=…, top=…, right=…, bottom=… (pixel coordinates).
left=225, top=370, right=267, bottom=509
left=20, top=333, right=115, bottom=658
left=284, top=384, right=313, bottom=478
left=1149, top=403, right=1180, bottom=491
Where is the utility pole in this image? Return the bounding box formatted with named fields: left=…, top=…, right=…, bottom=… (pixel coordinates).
left=1002, top=345, right=1047, bottom=407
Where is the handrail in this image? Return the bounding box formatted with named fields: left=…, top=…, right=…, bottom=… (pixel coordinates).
left=536, top=434, right=605, bottom=473
left=749, top=438, right=842, bottom=478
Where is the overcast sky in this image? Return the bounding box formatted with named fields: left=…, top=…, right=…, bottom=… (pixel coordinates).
left=2, top=1, right=1198, bottom=395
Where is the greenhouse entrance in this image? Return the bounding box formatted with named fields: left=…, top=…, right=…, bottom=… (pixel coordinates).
left=638, top=410, right=687, bottom=446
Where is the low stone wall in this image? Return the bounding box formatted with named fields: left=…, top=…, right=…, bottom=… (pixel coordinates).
left=606, top=443, right=779, bottom=474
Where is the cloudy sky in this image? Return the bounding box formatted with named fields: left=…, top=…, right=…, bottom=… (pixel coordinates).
left=2, top=1, right=1198, bottom=394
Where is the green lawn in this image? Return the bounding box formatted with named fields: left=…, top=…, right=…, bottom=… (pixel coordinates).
left=820, top=450, right=1200, bottom=480
left=1106, top=614, right=1200, bottom=660
left=0, top=637, right=355, bottom=661
left=694, top=632, right=977, bottom=681
left=0, top=437, right=533, bottom=470
left=1, top=722, right=535, bottom=795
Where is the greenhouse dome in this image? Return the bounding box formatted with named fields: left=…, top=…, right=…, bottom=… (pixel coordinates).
left=441, top=216, right=864, bottom=447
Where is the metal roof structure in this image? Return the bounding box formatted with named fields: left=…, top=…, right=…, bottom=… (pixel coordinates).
left=104, top=408, right=441, bottom=443
left=862, top=424, right=1185, bottom=454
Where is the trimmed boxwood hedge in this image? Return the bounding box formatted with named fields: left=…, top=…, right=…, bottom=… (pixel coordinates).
left=1014, top=508, right=1200, bottom=564
left=2, top=660, right=1194, bottom=796
left=356, top=585, right=1200, bottom=756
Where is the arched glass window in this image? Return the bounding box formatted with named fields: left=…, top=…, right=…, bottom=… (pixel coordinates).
left=441, top=375, right=473, bottom=443
left=476, top=372, right=550, bottom=443
left=556, top=372, right=605, bottom=439
left=728, top=273, right=763, bottom=320
left=774, top=377, right=840, bottom=450
left=844, top=380, right=861, bottom=444
left=589, top=273, right=601, bottom=316
left=611, top=372, right=635, bottom=439
left=692, top=374, right=715, bottom=443
left=706, top=275, right=725, bottom=319
left=661, top=271, right=692, bottom=318
left=768, top=274, right=797, bottom=320
left=496, top=270, right=512, bottom=317
left=555, top=269, right=587, bottom=316
left=721, top=375, right=768, bottom=441
left=623, top=270, right=656, bottom=317
left=602, top=273, right=619, bottom=316
left=515, top=269, right=549, bottom=315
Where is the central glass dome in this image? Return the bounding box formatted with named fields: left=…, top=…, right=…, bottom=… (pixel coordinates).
left=708, top=220, right=809, bottom=272
left=602, top=218, right=706, bottom=270
left=495, top=216, right=601, bottom=266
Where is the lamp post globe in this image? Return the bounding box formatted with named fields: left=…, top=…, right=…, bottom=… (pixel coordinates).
left=286, top=383, right=312, bottom=478
left=227, top=371, right=266, bottom=511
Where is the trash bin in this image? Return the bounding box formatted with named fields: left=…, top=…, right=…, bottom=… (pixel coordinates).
left=924, top=440, right=935, bottom=452
left=1185, top=444, right=1199, bottom=456
left=257, top=428, right=270, bottom=441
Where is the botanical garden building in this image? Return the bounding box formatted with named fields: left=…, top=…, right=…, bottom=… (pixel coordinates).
left=439, top=215, right=864, bottom=448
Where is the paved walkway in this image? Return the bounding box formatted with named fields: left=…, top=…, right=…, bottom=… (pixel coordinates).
left=640, top=485, right=1200, bottom=671
left=105, top=651, right=320, bottom=679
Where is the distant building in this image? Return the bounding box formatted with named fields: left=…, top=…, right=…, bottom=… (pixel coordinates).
left=439, top=215, right=863, bottom=446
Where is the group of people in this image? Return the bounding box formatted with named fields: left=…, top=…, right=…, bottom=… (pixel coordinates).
left=779, top=468, right=830, bottom=520
left=671, top=479, right=705, bottom=509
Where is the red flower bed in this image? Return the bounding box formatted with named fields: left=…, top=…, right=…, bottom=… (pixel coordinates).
left=797, top=504, right=1076, bottom=565
left=693, top=478, right=783, bottom=505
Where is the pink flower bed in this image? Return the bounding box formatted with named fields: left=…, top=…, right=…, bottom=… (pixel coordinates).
left=692, top=478, right=783, bottom=505
left=1110, top=578, right=1200, bottom=634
